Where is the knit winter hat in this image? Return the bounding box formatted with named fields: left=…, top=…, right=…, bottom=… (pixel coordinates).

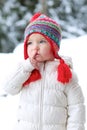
left=23, top=13, right=72, bottom=86
left=25, top=13, right=61, bottom=46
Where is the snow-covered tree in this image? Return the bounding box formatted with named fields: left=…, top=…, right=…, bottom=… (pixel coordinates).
left=0, top=0, right=38, bottom=52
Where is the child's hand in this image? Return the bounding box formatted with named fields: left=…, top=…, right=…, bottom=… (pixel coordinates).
left=29, top=51, right=39, bottom=69
left=30, top=58, right=39, bottom=69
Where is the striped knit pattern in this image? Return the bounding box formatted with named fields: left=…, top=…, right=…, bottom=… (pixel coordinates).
left=24, top=14, right=62, bottom=48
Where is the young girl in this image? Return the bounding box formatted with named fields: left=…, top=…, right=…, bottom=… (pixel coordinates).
left=3, top=13, right=85, bottom=130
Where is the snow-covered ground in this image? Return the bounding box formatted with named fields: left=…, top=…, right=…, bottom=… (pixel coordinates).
left=0, top=35, right=87, bottom=129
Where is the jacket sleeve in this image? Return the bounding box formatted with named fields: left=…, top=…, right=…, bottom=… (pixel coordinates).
left=2, top=58, right=34, bottom=95
left=65, top=71, right=86, bottom=130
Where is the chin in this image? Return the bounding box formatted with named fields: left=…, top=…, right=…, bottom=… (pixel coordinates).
left=36, top=58, right=44, bottom=62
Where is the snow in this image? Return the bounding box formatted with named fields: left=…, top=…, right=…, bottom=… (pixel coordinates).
left=0, top=35, right=87, bottom=129
left=0, top=95, right=19, bottom=130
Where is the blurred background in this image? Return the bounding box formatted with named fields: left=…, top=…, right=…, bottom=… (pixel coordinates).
left=0, top=0, right=87, bottom=53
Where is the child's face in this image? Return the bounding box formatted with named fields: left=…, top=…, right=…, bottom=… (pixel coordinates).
left=27, top=33, right=54, bottom=62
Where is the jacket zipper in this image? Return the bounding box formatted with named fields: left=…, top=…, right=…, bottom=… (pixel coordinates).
left=39, top=66, right=45, bottom=130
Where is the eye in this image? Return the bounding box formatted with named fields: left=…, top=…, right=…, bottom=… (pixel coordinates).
left=39, top=40, right=46, bottom=44
left=27, top=41, right=32, bottom=45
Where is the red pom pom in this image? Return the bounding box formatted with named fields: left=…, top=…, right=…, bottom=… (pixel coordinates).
left=30, top=12, right=41, bottom=22
left=23, top=69, right=41, bottom=87
left=57, top=59, right=72, bottom=83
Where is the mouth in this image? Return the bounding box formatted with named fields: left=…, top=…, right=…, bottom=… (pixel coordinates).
left=34, top=53, right=40, bottom=59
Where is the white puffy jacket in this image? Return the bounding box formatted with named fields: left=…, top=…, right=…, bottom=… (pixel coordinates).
left=3, top=58, right=85, bottom=130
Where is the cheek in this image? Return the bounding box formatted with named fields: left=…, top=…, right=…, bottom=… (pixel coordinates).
left=27, top=46, right=31, bottom=57
left=41, top=46, right=52, bottom=56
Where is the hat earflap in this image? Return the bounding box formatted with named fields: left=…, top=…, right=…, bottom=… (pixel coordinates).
left=24, top=35, right=29, bottom=59
left=57, top=58, right=72, bottom=83
left=38, top=34, right=72, bottom=84
left=23, top=69, right=41, bottom=86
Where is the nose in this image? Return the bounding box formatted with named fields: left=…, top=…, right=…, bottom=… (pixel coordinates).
left=32, top=43, right=39, bottom=51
